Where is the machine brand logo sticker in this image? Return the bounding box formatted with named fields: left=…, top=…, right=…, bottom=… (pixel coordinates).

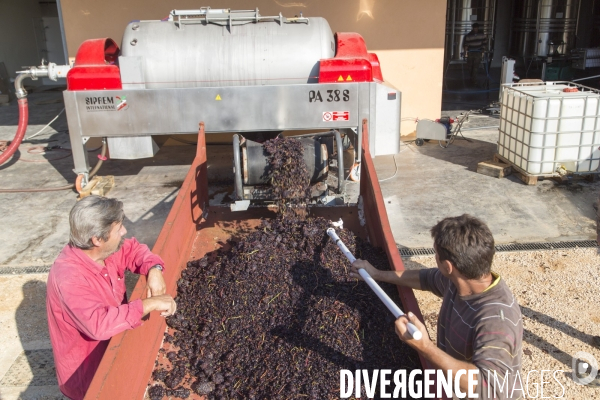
left=84, top=95, right=128, bottom=112
left=115, top=96, right=128, bottom=111
left=323, top=111, right=349, bottom=122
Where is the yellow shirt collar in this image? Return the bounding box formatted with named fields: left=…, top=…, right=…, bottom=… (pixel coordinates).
left=483, top=271, right=501, bottom=292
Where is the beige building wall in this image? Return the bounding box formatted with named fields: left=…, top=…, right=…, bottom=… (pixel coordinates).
left=59, top=0, right=446, bottom=136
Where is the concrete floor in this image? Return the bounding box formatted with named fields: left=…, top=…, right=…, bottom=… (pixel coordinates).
left=0, top=89, right=598, bottom=398
left=377, top=117, right=600, bottom=248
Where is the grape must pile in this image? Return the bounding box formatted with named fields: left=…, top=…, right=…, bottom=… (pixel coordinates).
left=147, top=137, right=420, bottom=400
left=149, top=216, right=419, bottom=400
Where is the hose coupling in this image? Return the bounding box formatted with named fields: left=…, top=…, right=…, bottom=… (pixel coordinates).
left=15, top=62, right=71, bottom=99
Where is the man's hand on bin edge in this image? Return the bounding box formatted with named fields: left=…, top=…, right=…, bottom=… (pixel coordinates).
left=142, top=294, right=177, bottom=317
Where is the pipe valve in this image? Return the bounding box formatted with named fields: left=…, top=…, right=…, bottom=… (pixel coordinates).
left=17, top=62, right=71, bottom=81
left=15, top=61, right=71, bottom=99
left=47, top=63, right=72, bottom=81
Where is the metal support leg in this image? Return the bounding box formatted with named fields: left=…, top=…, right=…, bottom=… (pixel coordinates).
left=233, top=134, right=244, bottom=200
left=64, top=91, right=90, bottom=177
left=69, top=131, right=91, bottom=177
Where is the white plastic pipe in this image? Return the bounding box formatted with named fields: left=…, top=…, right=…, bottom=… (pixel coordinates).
left=326, top=228, right=422, bottom=341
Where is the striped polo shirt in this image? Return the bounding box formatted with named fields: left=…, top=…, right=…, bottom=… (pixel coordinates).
left=464, top=31, right=487, bottom=52
left=420, top=269, right=523, bottom=399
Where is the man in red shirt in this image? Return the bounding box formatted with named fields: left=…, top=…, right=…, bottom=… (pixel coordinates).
left=46, top=196, right=177, bottom=399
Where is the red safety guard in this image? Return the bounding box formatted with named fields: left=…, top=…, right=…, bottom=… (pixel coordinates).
left=319, top=32, right=383, bottom=83
left=67, top=38, right=122, bottom=91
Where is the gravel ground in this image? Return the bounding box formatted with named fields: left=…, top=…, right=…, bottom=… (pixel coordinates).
left=403, top=248, right=600, bottom=399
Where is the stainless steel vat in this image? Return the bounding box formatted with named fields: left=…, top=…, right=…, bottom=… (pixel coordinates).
left=510, top=0, right=579, bottom=57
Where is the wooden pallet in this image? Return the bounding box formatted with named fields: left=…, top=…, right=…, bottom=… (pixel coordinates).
left=492, top=154, right=542, bottom=185
left=492, top=153, right=600, bottom=185
left=477, top=159, right=512, bottom=179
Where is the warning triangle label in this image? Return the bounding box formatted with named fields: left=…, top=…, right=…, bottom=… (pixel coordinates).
left=215, top=94, right=222, bottom=101
left=337, top=75, right=344, bottom=82
left=346, top=75, right=353, bottom=81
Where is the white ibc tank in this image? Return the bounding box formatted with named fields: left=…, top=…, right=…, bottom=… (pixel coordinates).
left=120, top=8, right=335, bottom=89
left=499, top=83, right=600, bottom=174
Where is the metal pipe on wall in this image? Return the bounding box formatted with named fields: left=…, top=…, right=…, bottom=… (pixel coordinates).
left=56, top=0, right=70, bottom=65
left=450, top=0, right=457, bottom=60
left=593, top=0, right=600, bottom=46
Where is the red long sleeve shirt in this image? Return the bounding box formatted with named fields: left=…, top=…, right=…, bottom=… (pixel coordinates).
left=46, top=238, right=164, bottom=400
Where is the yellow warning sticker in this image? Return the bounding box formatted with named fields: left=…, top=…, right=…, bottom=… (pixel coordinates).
left=346, top=75, right=353, bottom=81
left=337, top=75, right=344, bottom=82
left=215, top=94, right=222, bottom=101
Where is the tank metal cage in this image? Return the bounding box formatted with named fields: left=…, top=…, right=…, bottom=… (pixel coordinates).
left=498, top=81, right=600, bottom=175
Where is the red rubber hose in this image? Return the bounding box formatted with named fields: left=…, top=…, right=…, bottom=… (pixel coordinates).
left=0, top=98, right=28, bottom=166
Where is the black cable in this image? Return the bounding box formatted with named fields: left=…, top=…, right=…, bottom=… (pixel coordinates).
left=0, top=139, right=107, bottom=193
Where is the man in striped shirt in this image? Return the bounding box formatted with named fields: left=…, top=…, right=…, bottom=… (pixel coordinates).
left=352, top=214, right=523, bottom=399
left=463, top=23, right=487, bottom=87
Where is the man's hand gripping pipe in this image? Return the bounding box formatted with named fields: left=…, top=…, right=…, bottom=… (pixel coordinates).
left=326, top=228, right=422, bottom=340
